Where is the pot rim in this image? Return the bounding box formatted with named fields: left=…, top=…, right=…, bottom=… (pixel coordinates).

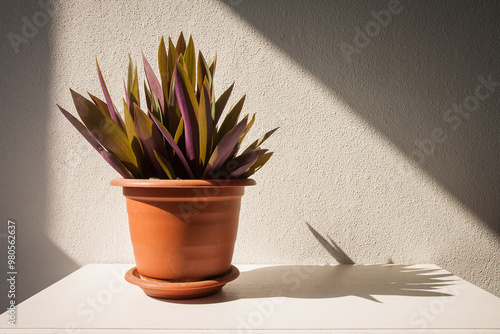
left=110, top=178, right=256, bottom=188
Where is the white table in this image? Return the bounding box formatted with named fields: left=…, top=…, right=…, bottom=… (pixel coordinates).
left=1, top=264, right=499, bottom=333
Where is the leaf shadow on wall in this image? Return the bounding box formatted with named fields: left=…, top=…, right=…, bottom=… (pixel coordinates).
left=218, top=0, right=500, bottom=235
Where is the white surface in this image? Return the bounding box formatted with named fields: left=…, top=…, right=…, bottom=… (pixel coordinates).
left=1, top=0, right=500, bottom=310
left=1, top=264, right=500, bottom=333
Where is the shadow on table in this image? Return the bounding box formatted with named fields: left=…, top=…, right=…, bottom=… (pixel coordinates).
left=164, top=264, right=457, bottom=305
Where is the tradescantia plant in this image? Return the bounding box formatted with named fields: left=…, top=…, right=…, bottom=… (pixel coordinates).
left=57, top=32, right=276, bottom=179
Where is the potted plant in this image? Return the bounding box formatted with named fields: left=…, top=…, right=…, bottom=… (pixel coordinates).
left=57, top=32, right=276, bottom=299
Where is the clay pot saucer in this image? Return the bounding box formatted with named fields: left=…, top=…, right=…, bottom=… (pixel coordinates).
left=125, top=265, right=240, bottom=300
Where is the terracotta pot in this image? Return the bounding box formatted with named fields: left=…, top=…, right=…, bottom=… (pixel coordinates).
left=111, top=179, right=255, bottom=281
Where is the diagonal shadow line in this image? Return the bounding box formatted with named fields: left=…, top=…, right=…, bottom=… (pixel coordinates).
left=306, top=222, right=355, bottom=265
left=218, top=0, right=500, bottom=236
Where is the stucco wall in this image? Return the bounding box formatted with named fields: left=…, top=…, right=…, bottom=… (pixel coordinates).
left=1, top=0, right=499, bottom=311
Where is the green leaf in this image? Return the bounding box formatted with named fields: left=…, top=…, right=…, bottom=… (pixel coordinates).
left=185, top=35, right=196, bottom=87
left=240, top=152, right=274, bottom=178
left=175, top=63, right=200, bottom=162
left=158, top=36, right=170, bottom=104
left=167, top=37, right=178, bottom=88
left=150, top=111, right=195, bottom=179
left=216, top=94, right=246, bottom=146
left=122, top=100, right=145, bottom=177
left=174, top=118, right=184, bottom=144
left=96, top=59, right=125, bottom=130
left=154, top=150, right=176, bottom=180
left=70, top=89, right=140, bottom=178
left=198, top=85, right=212, bottom=165
left=208, top=53, right=217, bottom=81
left=176, top=32, right=186, bottom=56
left=242, top=127, right=279, bottom=154
left=235, top=113, right=255, bottom=154
left=88, top=93, right=110, bottom=117
left=204, top=115, right=248, bottom=179
left=133, top=104, right=168, bottom=178
left=197, top=51, right=212, bottom=96
left=57, top=104, right=102, bottom=152
left=214, top=83, right=234, bottom=125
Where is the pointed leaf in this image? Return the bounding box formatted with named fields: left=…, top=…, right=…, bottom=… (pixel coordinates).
left=229, top=149, right=267, bottom=178
left=144, top=81, right=152, bottom=113
left=124, top=80, right=130, bottom=109
left=216, top=94, right=246, bottom=145
left=126, top=56, right=134, bottom=106
left=150, top=111, right=194, bottom=178
left=204, top=116, right=248, bottom=178
left=70, top=89, right=140, bottom=178
left=214, top=83, right=234, bottom=125
left=131, top=58, right=140, bottom=107
left=240, top=152, right=274, bottom=178
left=198, top=85, right=212, bottom=165
left=99, top=148, right=134, bottom=179
left=96, top=59, right=124, bottom=129
left=176, top=32, right=186, bottom=55
left=143, top=53, right=165, bottom=115
left=158, top=36, right=170, bottom=103
left=57, top=104, right=102, bottom=152
left=123, top=100, right=146, bottom=176
left=242, top=127, right=279, bottom=154
left=174, top=65, right=199, bottom=162
left=167, top=38, right=178, bottom=87
left=154, top=150, right=176, bottom=180
left=174, top=118, right=184, bottom=144
left=236, top=113, right=255, bottom=152
left=185, top=35, right=196, bottom=86
left=133, top=104, right=168, bottom=178
left=208, top=53, right=217, bottom=81
left=197, top=51, right=212, bottom=95
left=88, top=93, right=110, bottom=117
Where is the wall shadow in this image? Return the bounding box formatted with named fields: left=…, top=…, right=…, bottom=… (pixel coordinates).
left=306, top=222, right=355, bottom=264
left=219, top=0, right=500, bottom=235
left=0, top=0, right=78, bottom=311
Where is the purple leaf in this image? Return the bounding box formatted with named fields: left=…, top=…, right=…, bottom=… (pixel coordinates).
left=142, top=53, right=165, bottom=116
left=174, top=66, right=199, bottom=162
left=57, top=104, right=102, bottom=152
left=96, top=59, right=124, bottom=129
left=133, top=104, right=168, bottom=178
left=240, top=152, right=274, bottom=179
left=149, top=110, right=195, bottom=179
left=229, top=149, right=267, bottom=178
left=204, top=116, right=248, bottom=179
left=99, top=148, right=134, bottom=179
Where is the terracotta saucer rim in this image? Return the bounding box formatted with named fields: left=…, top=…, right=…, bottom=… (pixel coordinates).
left=125, top=265, right=240, bottom=291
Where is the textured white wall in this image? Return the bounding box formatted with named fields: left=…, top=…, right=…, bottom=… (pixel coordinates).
left=1, top=0, right=499, bottom=309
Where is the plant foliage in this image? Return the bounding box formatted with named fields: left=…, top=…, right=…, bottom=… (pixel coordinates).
left=58, top=33, right=276, bottom=179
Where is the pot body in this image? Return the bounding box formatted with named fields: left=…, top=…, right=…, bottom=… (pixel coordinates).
left=111, top=179, right=255, bottom=281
